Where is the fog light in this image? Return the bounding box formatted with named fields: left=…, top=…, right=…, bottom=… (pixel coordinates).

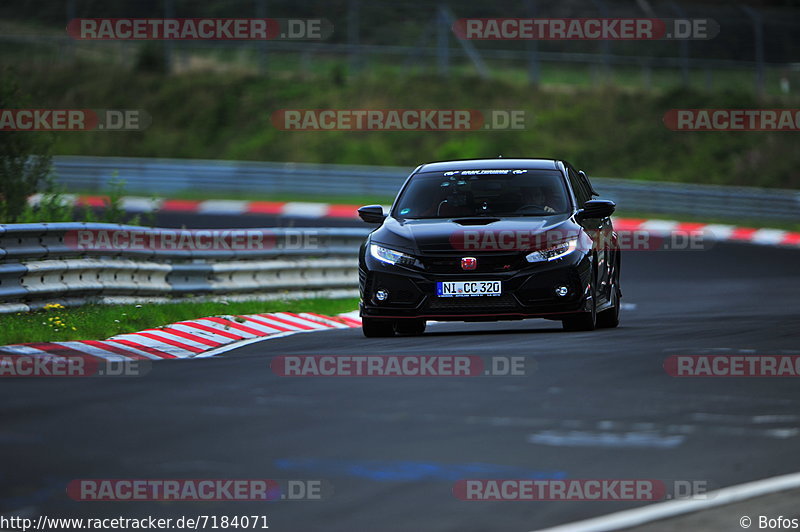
left=375, top=289, right=389, bottom=301
left=555, top=286, right=569, bottom=297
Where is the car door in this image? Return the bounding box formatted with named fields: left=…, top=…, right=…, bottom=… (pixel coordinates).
left=569, top=165, right=612, bottom=302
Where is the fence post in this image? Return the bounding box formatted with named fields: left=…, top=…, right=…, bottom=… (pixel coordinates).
left=525, top=0, right=540, bottom=87
left=65, top=0, right=76, bottom=64
left=404, top=18, right=435, bottom=72
left=436, top=5, right=449, bottom=77
left=642, top=60, right=652, bottom=91
left=439, top=6, right=489, bottom=79
left=669, top=2, right=690, bottom=87
left=164, top=0, right=175, bottom=73
left=255, top=0, right=268, bottom=74
left=348, top=0, right=361, bottom=75
left=591, top=0, right=611, bottom=85
left=741, top=5, right=765, bottom=98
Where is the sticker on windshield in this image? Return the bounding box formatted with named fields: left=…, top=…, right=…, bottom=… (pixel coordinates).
left=459, top=169, right=517, bottom=175
left=399, top=208, right=411, bottom=215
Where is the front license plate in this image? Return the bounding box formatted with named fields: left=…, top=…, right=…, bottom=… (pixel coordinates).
left=437, top=281, right=502, bottom=297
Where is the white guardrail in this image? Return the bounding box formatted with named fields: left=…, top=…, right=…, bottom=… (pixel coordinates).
left=0, top=223, right=370, bottom=314
left=51, top=156, right=800, bottom=221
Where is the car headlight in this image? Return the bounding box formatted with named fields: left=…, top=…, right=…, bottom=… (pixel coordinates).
left=525, top=238, right=578, bottom=263
left=370, top=244, right=417, bottom=266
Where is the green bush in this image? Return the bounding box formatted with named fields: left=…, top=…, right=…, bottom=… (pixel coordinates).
left=0, top=68, right=54, bottom=222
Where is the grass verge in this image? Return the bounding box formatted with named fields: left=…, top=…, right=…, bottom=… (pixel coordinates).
left=6, top=62, right=799, bottom=189
left=0, top=298, right=359, bottom=346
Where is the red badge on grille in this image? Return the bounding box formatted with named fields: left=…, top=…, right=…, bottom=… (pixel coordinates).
left=461, top=257, right=477, bottom=270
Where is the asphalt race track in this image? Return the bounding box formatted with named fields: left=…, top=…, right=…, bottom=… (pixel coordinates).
left=2, top=215, right=800, bottom=530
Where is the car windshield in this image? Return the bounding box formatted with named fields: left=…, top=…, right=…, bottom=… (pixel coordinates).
left=392, top=169, right=571, bottom=219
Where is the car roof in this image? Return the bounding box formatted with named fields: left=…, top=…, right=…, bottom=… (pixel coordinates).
left=417, top=158, right=562, bottom=173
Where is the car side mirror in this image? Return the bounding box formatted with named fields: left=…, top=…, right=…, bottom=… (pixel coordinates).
left=358, top=205, right=386, bottom=223
left=577, top=199, right=615, bottom=220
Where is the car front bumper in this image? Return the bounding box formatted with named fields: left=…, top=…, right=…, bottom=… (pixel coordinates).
left=359, top=252, right=593, bottom=321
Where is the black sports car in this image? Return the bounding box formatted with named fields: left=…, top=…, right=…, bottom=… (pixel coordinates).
left=357, top=158, right=621, bottom=337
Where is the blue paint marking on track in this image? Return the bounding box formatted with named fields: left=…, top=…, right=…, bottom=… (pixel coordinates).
left=275, top=458, right=567, bottom=482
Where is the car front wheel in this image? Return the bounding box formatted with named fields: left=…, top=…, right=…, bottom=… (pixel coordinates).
left=597, top=253, right=621, bottom=329
left=362, top=317, right=396, bottom=338
left=395, top=319, right=426, bottom=336
left=562, top=281, right=597, bottom=332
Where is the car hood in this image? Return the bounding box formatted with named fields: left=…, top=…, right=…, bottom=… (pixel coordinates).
left=370, top=214, right=581, bottom=254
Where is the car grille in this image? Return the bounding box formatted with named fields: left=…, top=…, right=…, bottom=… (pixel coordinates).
left=420, top=253, right=524, bottom=274
left=427, top=294, right=520, bottom=312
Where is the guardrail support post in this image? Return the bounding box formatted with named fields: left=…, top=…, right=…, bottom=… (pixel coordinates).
left=348, top=0, right=361, bottom=75
left=525, top=0, right=540, bottom=87
left=256, top=0, right=268, bottom=74
left=163, top=0, right=175, bottom=73
left=436, top=5, right=450, bottom=77
left=669, top=2, right=690, bottom=87
left=741, top=5, right=765, bottom=98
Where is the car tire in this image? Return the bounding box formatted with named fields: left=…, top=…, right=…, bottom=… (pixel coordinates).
left=597, top=253, right=621, bottom=329
left=395, top=319, right=426, bottom=336
left=597, top=284, right=620, bottom=329
left=562, top=281, right=597, bottom=332
left=362, top=317, right=396, bottom=338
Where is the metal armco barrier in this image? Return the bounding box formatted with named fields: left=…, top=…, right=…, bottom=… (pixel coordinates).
left=52, top=156, right=799, bottom=221
left=0, top=223, right=370, bottom=314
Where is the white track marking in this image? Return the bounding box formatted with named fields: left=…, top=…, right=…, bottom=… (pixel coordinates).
left=249, top=315, right=305, bottom=331
left=195, top=330, right=306, bottom=358
left=639, top=220, right=680, bottom=233
left=191, top=318, right=260, bottom=338
left=338, top=310, right=362, bottom=322
left=751, top=228, right=788, bottom=245
left=168, top=323, right=235, bottom=344
left=532, top=470, right=800, bottom=532
left=527, top=430, right=685, bottom=449
left=101, top=340, right=166, bottom=360
left=230, top=317, right=285, bottom=335
left=122, top=196, right=163, bottom=212
left=109, top=333, right=195, bottom=357
left=0, top=345, right=65, bottom=357
left=138, top=330, right=211, bottom=350
left=272, top=312, right=334, bottom=329
left=702, top=224, right=735, bottom=241
left=244, top=315, right=300, bottom=332
left=298, top=313, right=350, bottom=328
left=197, top=200, right=248, bottom=214
left=54, top=342, right=133, bottom=361
left=282, top=202, right=329, bottom=218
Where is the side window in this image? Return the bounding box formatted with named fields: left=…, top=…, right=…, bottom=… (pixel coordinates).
left=579, top=171, right=598, bottom=198
left=568, top=167, right=590, bottom=206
